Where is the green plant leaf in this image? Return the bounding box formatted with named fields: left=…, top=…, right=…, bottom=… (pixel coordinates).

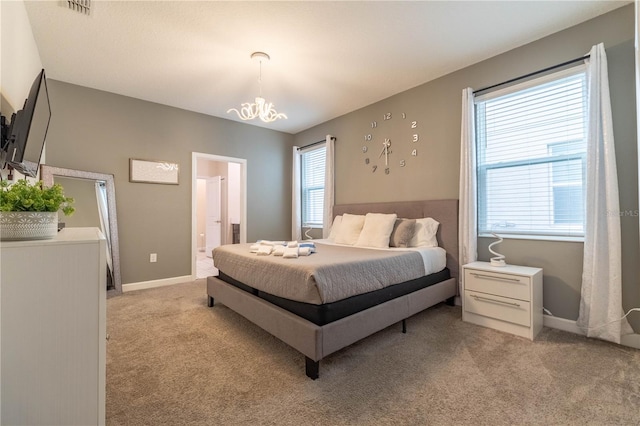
left=0, top=179, right=75, bottom=215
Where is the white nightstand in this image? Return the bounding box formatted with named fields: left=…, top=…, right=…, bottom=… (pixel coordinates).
left=462, top=261, right=543, bottom=340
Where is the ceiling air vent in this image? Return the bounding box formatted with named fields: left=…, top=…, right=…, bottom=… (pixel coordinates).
left=67, top=0, right=90, bottom=15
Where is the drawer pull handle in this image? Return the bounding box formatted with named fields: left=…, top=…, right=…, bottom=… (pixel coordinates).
left=470, top=272, right=520, bottom=283
left=471, top=294, right=521, bottom=307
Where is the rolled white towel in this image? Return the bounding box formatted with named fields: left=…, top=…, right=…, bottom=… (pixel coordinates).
left=257, top=245, right=273, bottom=256
left=298, top=247, right=312, bottom=256
left=299, top=242, right=316, bottom=253
left=283, top=247, right=298, bottom=258
left=273, top=244, right=286, bottom=256
left=258, top=240, right=285, bottom=246
left=250, top=243, right=261, bottom=253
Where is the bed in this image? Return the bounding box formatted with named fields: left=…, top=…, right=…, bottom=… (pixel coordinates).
left=206, top=199, right=459, bottom=379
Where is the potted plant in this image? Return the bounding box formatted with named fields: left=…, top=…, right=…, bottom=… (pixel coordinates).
left=0, top=179, right=75, bottom=241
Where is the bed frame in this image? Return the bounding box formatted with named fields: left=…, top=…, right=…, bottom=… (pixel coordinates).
left=207, top=199, right=459, bottom=379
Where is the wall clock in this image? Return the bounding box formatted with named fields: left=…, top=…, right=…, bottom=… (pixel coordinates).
left=362, top=111, right=419, bottom=175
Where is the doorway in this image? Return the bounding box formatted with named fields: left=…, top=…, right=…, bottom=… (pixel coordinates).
left=192, top=153, right=246, bottom=279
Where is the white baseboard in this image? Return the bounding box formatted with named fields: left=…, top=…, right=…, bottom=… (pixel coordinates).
left=543, top=314, right=585, bottom=335
left=543, top=314, right=640, bottom=349
left=621, top=333, right=640, bottom=349
left=122, top=275, right=193, bottom=292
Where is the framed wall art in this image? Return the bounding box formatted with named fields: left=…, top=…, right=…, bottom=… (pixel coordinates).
left=129, top=158, right=179, bottom=185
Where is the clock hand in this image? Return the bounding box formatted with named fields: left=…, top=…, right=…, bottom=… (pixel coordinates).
left=383, top=139, right=391, bottom=166
left=378, top=139, right=391, bottom=158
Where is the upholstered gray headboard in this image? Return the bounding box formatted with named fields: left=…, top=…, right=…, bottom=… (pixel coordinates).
left=332, top=199, right=459, bottom=280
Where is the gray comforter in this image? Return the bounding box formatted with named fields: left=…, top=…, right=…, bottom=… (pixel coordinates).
left=212, top=242, right=426, bottom=304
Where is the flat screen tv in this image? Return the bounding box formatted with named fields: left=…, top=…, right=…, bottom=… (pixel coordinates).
left=1, top=69, right=51, bottom=178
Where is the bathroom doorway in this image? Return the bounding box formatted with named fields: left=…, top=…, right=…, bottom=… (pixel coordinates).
left=192, top=152, right=246, bottom=279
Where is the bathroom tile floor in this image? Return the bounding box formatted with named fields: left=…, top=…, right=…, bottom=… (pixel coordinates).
left=196, top=250, right=217, bottom=279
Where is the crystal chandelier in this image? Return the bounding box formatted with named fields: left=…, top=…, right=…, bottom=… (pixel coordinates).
left=227, top=52, right=287, bottom=123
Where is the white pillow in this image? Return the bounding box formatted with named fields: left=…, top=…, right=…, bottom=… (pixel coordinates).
left=333, top=213, right=365, bottom=245
left=409, top=217, right=440, bottom=247
left=327, top=215, right=343, bottom=242
left=355, top=213, right=398, bottom=248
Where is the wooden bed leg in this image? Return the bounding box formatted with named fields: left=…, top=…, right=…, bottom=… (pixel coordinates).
left=305, top=357, right=319, bottom=380
left=445, top=296, right=455, bottom=306
left=402, top=319, right=407, bottom=334
left=207, top=296, right=214, bottom=307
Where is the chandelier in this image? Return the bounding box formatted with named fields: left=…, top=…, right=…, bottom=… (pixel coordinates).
left=227, top=52, right=287, bottom=123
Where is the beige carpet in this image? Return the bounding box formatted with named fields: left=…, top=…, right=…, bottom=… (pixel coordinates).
left=106, top=279, right=640, bottom=425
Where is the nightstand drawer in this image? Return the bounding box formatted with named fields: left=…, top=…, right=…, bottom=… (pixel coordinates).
left=464, top=290, right=531, bottom=327
left=464, top=269, right=530, bottom=301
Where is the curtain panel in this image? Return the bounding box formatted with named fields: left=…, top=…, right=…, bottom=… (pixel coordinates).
left=459, top=87, right=477, bottom=296
left=291, top=146, right=302, bottom=241
left=577, top=43, right=632, bottom=344
left=322, top=135, right=335, bottom=238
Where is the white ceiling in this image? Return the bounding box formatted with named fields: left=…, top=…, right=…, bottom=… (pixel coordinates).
left=24, top=0, right=629, bottom=135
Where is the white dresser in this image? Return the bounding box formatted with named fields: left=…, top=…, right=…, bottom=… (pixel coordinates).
left=1, top=227, right=106, bottom=425
left=462, top=261, right=543, bottom=340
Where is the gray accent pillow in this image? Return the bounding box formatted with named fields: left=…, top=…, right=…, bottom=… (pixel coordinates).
left=389, top=218, right=416, bottom=248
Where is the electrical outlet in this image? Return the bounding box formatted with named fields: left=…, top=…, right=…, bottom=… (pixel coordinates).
left=150, top=253, right=157, bottom=263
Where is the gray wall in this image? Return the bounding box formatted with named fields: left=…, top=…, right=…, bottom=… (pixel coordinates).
left=294, top=5, right=639, bottom=330
left=45, top=81, right=294, bottom=284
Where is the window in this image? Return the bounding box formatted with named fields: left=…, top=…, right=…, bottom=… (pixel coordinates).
left=300, top=146, right=326, bottom=228
left=475, top=67, right=587, bottom=238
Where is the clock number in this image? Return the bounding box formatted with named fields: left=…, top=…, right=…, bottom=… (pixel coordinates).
left=400, top=160, right=406, bottom=167
left=365, top=158, right=370, bottom=165
left=411, top=121, right=417, bottom=129
left=371, top=121, right=377, bottom=128
left=412, top=134, right=419, bottom=142
left=412, top=149, right=418, bottom=156
left=362, top=146, right=368, bottom=153
left=383, top=112, right=392, bottom=120
left=364, top=134, right=372, bottom=141
left=385, top=167, right=390, bottom=175
left=372, top=165, right=377, bottom=173
left=402, top=112, right=406, bottom=119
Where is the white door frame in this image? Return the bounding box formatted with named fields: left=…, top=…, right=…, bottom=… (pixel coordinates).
left=191, top=152, right=247, bottom=280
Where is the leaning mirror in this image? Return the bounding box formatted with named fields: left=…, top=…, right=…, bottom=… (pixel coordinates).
left=41, top=165, right=122, bottom=296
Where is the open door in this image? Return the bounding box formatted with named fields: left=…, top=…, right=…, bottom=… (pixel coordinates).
left=205, top=176, right=222, bottom=257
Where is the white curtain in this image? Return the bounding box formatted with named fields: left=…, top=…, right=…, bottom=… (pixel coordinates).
left=291, top=146, right=302, bottom=241
left=459, top=88, right=477, bottom=296
left=577, top=43, right=632, bottom=344
left=322, top=135, right=335, bottom=238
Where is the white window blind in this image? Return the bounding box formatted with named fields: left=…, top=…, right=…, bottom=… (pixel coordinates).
left=301, top=146, right=326, bottom=228
left=475, top=67, right=587, bottom=238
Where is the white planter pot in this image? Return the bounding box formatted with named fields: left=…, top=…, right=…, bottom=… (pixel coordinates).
left=0, top=211, right=58, bottom=241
